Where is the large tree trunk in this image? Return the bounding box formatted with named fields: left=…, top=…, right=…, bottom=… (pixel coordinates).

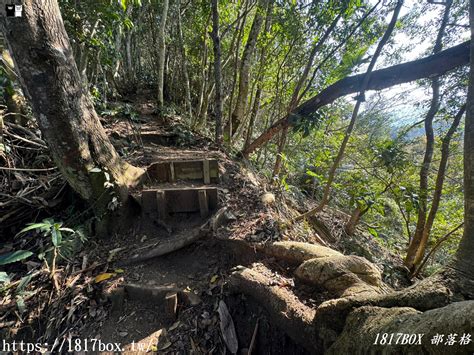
left=226, top=0, right=267, bottom=138
left=455, top=0, right=474, bottom=280
left=0, top=0, right=143, bottom=204
left=242, top=40, right=470, bottom=157
left=157, top=0, right=169, bottom=112
left=405, top=0, right=452, bottom=271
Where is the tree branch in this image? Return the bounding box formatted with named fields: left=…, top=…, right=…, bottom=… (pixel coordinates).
left=243, top=40, right=470, bottom=156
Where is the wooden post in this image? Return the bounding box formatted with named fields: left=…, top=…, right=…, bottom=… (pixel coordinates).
left=165, top=291, right=178, bottom=320
left=142, top=189, right=158, bottom=216
left=203, top=159, right=211, bottom=184
left=169, top=161, right=176, bottom=182
left=198, top=189, right=209, bottom=218
left=156, top=190, right=167, bottom=219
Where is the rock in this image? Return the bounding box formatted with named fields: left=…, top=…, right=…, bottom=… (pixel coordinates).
left=211, top=207, right=237, bottom=231
left=261, top=241, right=342, bottom=264
left=295, top=255, right=384, bottom=297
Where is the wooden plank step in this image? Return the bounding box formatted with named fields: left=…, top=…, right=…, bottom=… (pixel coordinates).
left=146, top=159, right=218, bottom=184
left=141, top=187, right=218, bottom=218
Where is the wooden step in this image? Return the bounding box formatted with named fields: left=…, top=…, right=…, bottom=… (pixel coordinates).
left=142, top=187, right=218, bottom=219
left=146, top=159, right=218, bottom=184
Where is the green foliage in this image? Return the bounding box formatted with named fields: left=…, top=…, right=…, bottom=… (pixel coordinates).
left=54, top=0, right=468, bottom=274
left=0, top=250, right=33, bottom=266
left=0, top=272, right=10, bottom=284
left=16, top=219, right=87, bottom=264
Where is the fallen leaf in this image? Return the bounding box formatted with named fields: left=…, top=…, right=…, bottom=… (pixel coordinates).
left=218, top=300, right=238, bottom=354
left=168, top=321, right=180, bottom=331
left=210, top=275, right=218, bottom=283
left=158, top=340, right=171, bottom=351
left=114, top=268, right=124, bottom=274
left=94, top=273, right=114, bottom=283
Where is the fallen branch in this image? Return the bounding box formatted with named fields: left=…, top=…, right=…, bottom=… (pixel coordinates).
left=0, top=166, right=57, bottom=172
left=120, top=222, right=209, bottom=265
left=243, top=40, right=470, bottom=156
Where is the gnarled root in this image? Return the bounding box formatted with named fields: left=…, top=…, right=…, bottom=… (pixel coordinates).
left=228, top=264, right=319, bottom=353
left=328, top=301, right=474, bottom=354
left=256, top=241, right=342, bottom=264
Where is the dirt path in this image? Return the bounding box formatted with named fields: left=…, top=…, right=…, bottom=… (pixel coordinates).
left=78, top=102, right=407, bottom=354
left=79, top=103, right=307, bottom=353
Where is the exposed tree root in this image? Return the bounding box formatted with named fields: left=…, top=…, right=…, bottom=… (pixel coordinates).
left=313, top=277, right=453, bottom=348
left=328, top=301, right=474, bottom=354
left=295, top=255, right=388, bottom=298
left=228, top=265, right=319, bottom=353
left=226, top=238, right=474, bottom=352
left=256, top=241, right=342, bottom=264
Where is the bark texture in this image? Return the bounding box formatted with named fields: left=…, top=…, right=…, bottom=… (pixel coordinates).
left=328, top=301, right=474, bottom=354
left=0, top=0, right=143, bottom=202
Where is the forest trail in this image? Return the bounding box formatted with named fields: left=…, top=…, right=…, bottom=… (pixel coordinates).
left=80, top=101, right=306, bottom=353
left=76, top=100, right=416, bottom=354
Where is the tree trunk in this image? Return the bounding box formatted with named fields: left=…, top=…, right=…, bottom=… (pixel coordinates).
left=244, top=86, right=262, bottom=150
left=295, top=0, right=403, bottom=221
left=211, top=0, right=223, bottom=145
left=226, top=0, right=267, bottom=138
left=412, top=105, right=465, bottom=268
left=1, top=49, right=29, bottom=125
left=243, top=0, right=273, bottom=151
left=177, top=0, right=192, bottom=120
left=157, top=0, right=169, bottom=112
left=405, top=0, right=452, bottom=270
left=273, top=13, right=342, bottom=177
left=242, top=40, right=470, bottom=157
left=455, top=0, right=474, bottom=280
left=225, top=1, right=249, bottom=144
left=344, top=206, right=369, bottom=236
left=0, top=0, right=143, bottom=204
left=195, top=15, right=210, bottom=126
